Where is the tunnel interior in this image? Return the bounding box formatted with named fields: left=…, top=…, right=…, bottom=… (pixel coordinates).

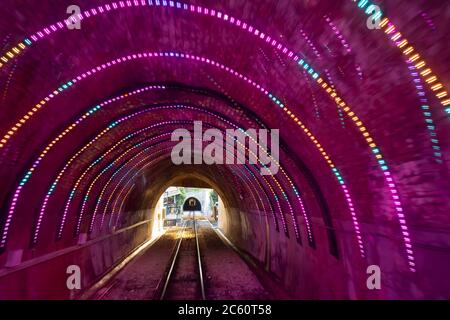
left=0, top=0, right=449, bottom=300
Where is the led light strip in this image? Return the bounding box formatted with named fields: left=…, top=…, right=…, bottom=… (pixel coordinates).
left=106, top=147, right=177, bottom=230
left=28, top=95, right=285, bottom=244
left=0, top=1, right=413, bottom=262
left=299, top=28, right=322, bottom=59
left=104, top=148, right=273, bottom=229
left=83, top=136, right=171, bottom=234
left=85, top=133, right=281, bottom=236
left=100, top=146, right=176, bottom=231
left=352, top=0, right=449, bottom=114
left=0, top=1, right=425, bottom=266
left=108, top=151, right=272, bottom=232
left=102, top=134, right=275, bottom=235
left=39, top=86, right=274, bottom=239
left=17, top=85, right=166, bottom=244
left=323, top=69, right=345, bottom=128
left=0, top=0, right=401, bottom=259
left=97, top=140, right=270, bottom=235
left=66, top=115, right=294, bottom=240
left=49, top=118, right=288, bottom=241
left=0, top=39, right=31, bottom=69
left=324, top=16, right=352, bottom=54
left=84, top=108, right=309, bottom=242
left=405, top=59, right=442, bottom=163
left=49, top=121, right=185, bottom=241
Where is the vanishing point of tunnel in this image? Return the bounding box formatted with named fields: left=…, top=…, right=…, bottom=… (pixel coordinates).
left=0, top=0, right=449, bottom=300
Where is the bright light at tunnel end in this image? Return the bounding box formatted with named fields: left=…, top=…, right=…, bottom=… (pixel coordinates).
left=170, top=121, right=280, bottom=176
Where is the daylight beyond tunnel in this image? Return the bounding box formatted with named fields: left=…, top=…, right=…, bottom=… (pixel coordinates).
left=0, top=0, right=449, bottom=300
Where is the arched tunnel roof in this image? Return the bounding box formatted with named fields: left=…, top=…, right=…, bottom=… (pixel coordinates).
left=0, top=0, right=449, bottom=299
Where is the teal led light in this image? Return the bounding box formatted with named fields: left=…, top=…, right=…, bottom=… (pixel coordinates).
left=358, top=0, right=369, bottom=9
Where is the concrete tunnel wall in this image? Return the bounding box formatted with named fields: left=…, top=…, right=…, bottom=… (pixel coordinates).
left=0, top=0, right=449, bottom=299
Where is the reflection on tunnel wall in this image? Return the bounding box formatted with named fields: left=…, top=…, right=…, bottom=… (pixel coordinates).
left=0, top=0, right=449, bottom=299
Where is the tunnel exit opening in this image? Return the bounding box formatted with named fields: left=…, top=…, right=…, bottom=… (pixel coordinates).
left=158, top=186, right=222, bottom=228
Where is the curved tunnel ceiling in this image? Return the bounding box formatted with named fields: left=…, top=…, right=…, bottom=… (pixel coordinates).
left=0, top=0, right=449, bottom=299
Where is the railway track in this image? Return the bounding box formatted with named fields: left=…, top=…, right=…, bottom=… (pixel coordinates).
left=156, top=216, right=206, bottom=300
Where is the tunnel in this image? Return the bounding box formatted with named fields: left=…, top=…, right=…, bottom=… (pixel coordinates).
left=0, top=0, right=449, bottom=301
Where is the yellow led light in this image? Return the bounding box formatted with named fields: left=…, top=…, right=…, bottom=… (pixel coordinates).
left=442, top=99, right=450, bottom=106
left=421, top=68, right=431, bottom=76
left=415, top=61, right=425, bottom=69
left=369, top=143, right=376, bottom=148
left=317, top=78, right=323, bottom=84
left=403, top=47, right=414, bottom=55
left=409, top=54, right=420, bottom=62
left=385, top=25, right=395, bottom=34
left=431, top=83, right=443, bottom=91
left=436, top=91, right=447, bottom=98
left=6, top=52, right=14, bottom=58
left=426, top=76, right=437, bottom=84
left=376, top=155, right=382, bottom=159
left=1, top=56, right=8, bottom=62
left=18, top=43, right=25, bottom=49
left=380, top=18, right=389, bottom=28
